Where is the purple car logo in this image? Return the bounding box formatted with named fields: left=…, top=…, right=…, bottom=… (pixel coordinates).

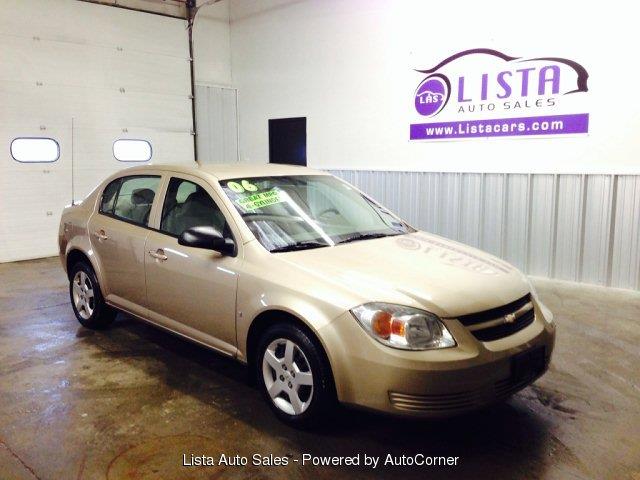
left=415, top=76, right=448, bottom=117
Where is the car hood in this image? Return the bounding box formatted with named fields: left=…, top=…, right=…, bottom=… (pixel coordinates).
left=274, top=231, right=530, bottom=318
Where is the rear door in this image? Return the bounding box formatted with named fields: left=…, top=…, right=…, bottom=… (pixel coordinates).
left=88, top=173, right=162, bottom=317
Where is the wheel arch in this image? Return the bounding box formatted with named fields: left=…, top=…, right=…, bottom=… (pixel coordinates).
left=245, top=309, right=336, bottom=390
left=65, top=248, right=102, bottom=283
left=66, top=249, right=90, bottom=277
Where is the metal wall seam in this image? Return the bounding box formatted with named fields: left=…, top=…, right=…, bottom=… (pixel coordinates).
left=501, top=173, right=509, bottom=261
left=550, top=174, right=560, bottom=278
left=605, top=175, right=619, bottom=287
left=525, top=173, right=533, bottom=273
left=576, top=174, right=588, bottom=282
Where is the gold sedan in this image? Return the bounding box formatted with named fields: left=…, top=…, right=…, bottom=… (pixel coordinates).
left=59, top=163, right=555, bottom=426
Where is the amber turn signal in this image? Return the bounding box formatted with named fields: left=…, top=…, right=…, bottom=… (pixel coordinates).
left=371, top=310, right=392, bottom=339
left=391, top=318, right=405, bottom=336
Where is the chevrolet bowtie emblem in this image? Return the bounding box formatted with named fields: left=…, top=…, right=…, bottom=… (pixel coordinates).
left=504, top=313, right=517, bottom=323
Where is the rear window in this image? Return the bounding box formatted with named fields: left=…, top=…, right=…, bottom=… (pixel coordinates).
left=100, top=179, right=121, bottom=214
left=11, top=138, right=60, bottom=163
left=100, top=175, right=160, bottom=227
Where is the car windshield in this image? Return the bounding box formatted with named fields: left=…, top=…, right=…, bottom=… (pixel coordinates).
left=220, top=175, right=414, bottom=252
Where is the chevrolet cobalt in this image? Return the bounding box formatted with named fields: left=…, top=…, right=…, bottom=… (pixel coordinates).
left=59, top=164, right=555, bottom=426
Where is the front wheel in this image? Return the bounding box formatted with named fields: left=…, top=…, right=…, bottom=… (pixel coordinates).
left=69, top=261, right=116, bottom=329
left=257, top=323, right=336, bottom=427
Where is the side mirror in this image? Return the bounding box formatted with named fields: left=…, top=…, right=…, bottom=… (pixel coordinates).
left=178, top=226, right=236, bottom=256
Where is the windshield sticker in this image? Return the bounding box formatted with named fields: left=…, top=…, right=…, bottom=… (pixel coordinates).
left=227, top=181, right=244, bottom=193
left=226, top=180, right=259, bottom=193
left=236, top=189, right=284, bottom=211
left=241, top=180, right=258, bottom=192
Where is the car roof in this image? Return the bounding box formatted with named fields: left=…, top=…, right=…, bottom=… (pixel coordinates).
left=119, top=163, right=330, bottom=181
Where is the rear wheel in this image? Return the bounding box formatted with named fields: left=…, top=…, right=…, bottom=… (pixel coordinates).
left=69, top=261, right=115, bottom=329
left=257, top=322, right=336, bottom=427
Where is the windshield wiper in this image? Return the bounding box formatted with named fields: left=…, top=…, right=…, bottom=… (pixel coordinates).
left=269, top=241, right=330, bottom=253
left=337, top=232, right=397, bottom=245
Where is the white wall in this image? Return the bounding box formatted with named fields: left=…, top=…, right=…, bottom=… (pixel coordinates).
left=229, top=0, right=639, bottom=174
left=193, top=0, right=232, bottom=86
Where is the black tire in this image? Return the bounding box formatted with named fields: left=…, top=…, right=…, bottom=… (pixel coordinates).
left=256, top=322, right=337, bottom=428
left=69, top=261, right=116, bottom=329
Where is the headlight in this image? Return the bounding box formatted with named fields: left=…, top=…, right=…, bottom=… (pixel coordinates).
left=350, top=303, right=456, bottom=350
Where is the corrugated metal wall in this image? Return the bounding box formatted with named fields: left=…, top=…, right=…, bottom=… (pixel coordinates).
left=195, top=85, right=239, bottom=164
left=329, top=170, right=640, bottom=291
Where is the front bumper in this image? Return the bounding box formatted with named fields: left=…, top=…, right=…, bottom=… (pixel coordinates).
left=318, top=299, right=556, bottom=417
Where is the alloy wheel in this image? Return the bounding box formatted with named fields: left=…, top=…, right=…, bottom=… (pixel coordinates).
left=262, top=338, right=314, bottom=415
left=72, top=271, right=95, bottom=320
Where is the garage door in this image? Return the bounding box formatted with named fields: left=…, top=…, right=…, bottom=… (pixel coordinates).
left=0, top=0, right=194, bottom=262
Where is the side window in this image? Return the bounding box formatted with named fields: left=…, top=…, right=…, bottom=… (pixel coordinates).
left=111, top=176, right=161, bottom=226
left=160, top=178, right=228, bottom=237
left=100, top=179, right=121, bottom=215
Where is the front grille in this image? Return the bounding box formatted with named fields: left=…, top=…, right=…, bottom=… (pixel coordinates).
left=389, top=390, right=483, bottom=412
left=457, top=294, right=531, bottom=326
left=472, top=309, right=535, bottom=341
left=456, top=293, right=534, bottom=342
left=389, top=373, right=539, bottom=413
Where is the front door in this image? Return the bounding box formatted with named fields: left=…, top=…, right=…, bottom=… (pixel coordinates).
left=144, top=174, right=240, bottom=355
left=88, top=174, right=162, bottom=316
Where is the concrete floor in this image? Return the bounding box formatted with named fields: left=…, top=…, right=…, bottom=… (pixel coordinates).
left=0, top=257, right=639, bottom=480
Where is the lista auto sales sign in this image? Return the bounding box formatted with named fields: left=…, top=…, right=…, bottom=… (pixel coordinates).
left=409, top=48, right=589, bottom=141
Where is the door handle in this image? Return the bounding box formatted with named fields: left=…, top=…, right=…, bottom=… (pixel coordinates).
left=94, top=229, right=108, bottom=241
left=148, top=249, right=168, bottom=261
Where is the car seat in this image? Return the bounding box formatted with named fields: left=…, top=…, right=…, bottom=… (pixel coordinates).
left=170, top=189, right=225, bottom=236
left=129, top=188, right=155, bottom=224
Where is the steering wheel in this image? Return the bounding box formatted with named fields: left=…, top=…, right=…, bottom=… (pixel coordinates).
left=316, top=207, right=340, bottom=219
